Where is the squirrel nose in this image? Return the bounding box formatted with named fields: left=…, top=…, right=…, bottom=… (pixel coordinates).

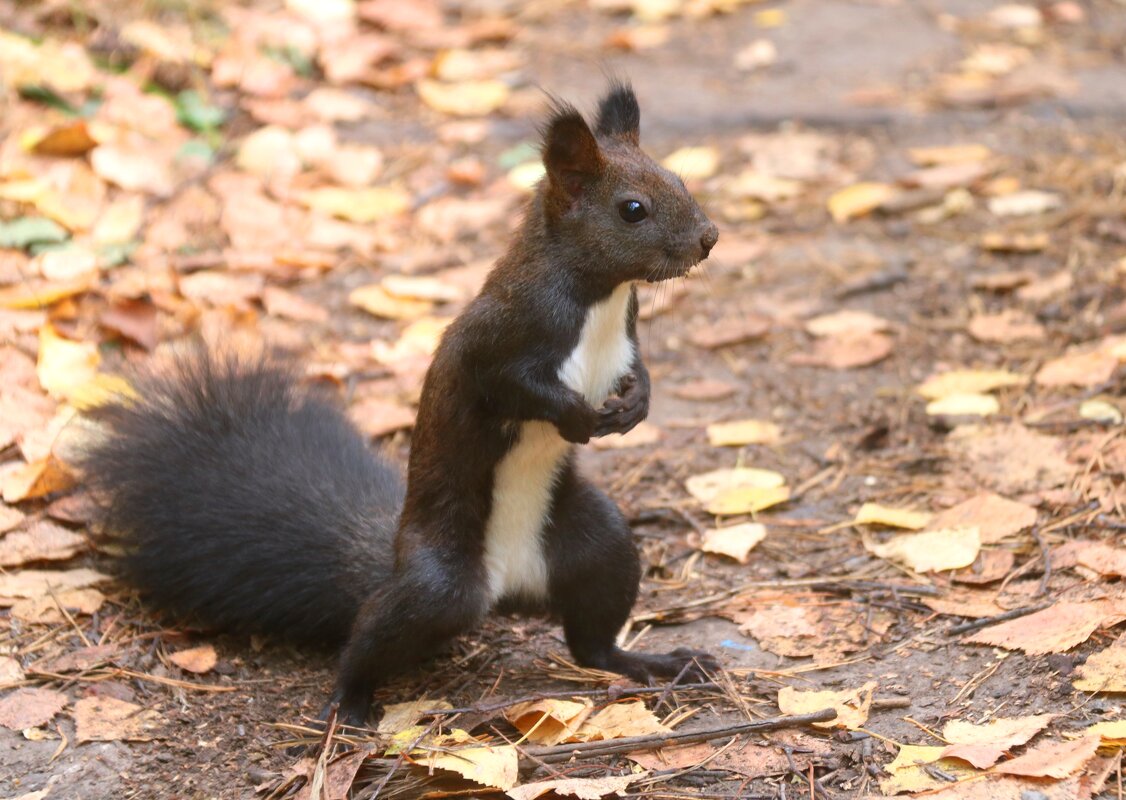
left=699, top=223, right=719, bottom=258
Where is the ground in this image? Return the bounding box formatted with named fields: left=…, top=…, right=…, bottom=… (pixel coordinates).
left=1, top=0, right=1125, bottom=798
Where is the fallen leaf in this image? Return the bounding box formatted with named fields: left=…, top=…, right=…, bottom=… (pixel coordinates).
left=1072, top=640, right=1126, bottom=692
left=1087, top=719, right=1126, bottom=745
left=706, top=485, right=790, bottom=516
left=805, top=309, right=890, bottom=337
left=827, top=182, right=895, bottom=222
left=908, top=144, right=992, bottom=165
left=2, top=457, right=75, bottom=504
left=924, top=587, right=1006, bottom=618
left=1069, top=542, right=1126, bottom=578
left=0, top=568, right=110, bottom=599
left=988, top=190, right=1062, bottom=217
left=382, top=274, right=467, bottom=303
left=417, top=79, right=509, bottom=116
left=506, top=774, right=640, bottom=800
left=0, top=520, right=86, bottom=566
left=36, top=324, right=99, bottom=401
left=726, top=170, right=802, bottom=201
left=917, top=369, right=1027, bottom=399
left=706, top=419, right=781, bottom=446
left=504, top=698, right=593, bottom=746
left=0, top=655, right=23, bottom=683
left=589, top=421, right=661, bottom=449
left=1036, top=350, right=1118, bottom=388
left=10, top=588, right=105, bottom=624
left=867, top=527, right=981, bottom=572
left=0, top=687, right=67, bottom=730
left=685, top=467, right=786, bottom=504
left=926, top=392, right=1001, bottom=417
left=952, top=550, right=1017, bottom=584
left=577, top=701, right=669, bottom=740
left=968, top=310, right=1045, bottom=342
left=991, top=733, right=1100, bottom=779
left=968, top=601, right=1114, bottom=654
left=179, top=271, right=264, bottom=309
left=940, top=713, right=1056, bottom=768
left=880, top=746, right=977, bottom=794
left=1079, top=399, right=1123, bottom=424
left=421, top=743, right=519, bottom=790
left=349, top=397, right=416, bottom=438
left=672, top=379, right=736, bottom=402
left=699, top=522, right=766, bottom=563
left=1016, top=270, right=1072, bottom=302
left=687, top=314, right=771, bottom=349
left=854, top=503, right=932, bottom=530
left=349, top=285, right=432, bottom=320
left=980, top=231, right=1049, bottom=252
left=777, top=682, right=875, bottom=730
left=789, top=332, right=893, bottom=369
left=169, top=645, right=218, bottom=674
left=948, top=424, right=1073, bottom=496
left=262, top=287, right=329, bottom=324
left=662, top=146, right=720, bottom=180
left=30, top=644, right=118, bottom=674
left=74, top=696, right=162, bottom=742
left=299, top=186, right=410, bottom=223
left=91, top=144, right=176, bottom=196
left=0, top=276, right=92, bottom=310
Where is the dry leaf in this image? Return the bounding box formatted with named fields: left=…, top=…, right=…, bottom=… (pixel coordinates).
left=685, top=467, right=786, bottom=504
left=948, top=424, right=1073, bottom=496
left=2, top=457, right=75, bottom=503
left=700, top=523, right=766, bottom=563
left=169, top=645, right=218, bottom=674
left=299, top=186, right=409, bottom=223
left=1079, top=399, right=1123, bottom=424
left=589, top=421, right=661, bottom=450
left=789, top=332, right=893, bottom=369
left=90, top=144, right=175, bottom=196
left=988, top=190, right=1062, bottom=217
left=74, top=696, right=162, bottom=742
left=1087, top=719, right=1126, bottom=745
left=908, top=144, right=992, bottom=165
left=662, top=147, right=720, bottom=180
left=673, top=379, right=736, bottom=402
left=506, top=774, right=639, bottom=800
left=349, top=285, right=433, bottom=320
left=940, top=713, right=1055, bottom=768
left=880, top=746, right=977, bottom=794
left=504, top=698, right=593, bottom=746
left=577, top=701, right=668, bottom=740
left=349, top=397, right=416, bottom=438
left=777, top=682, right=875, bottom=730
left=917, top=369, right=1027, bottom=399
left=952, top=550, right=1017, bottom=584
left=867, top=527, right=981, bottom=572
left=11, top=588, right=105, bottom=624
left=0, top=276, right=93, bottom=310
left=805, top=310, right=890, bottom=337
left=968, top=601, right=1114, bottom=654
left=0, top=687, right=68, bottom=730
left=706, top=419, right=780, bottom=446
left=1069, top=541, right=1126, bottom=578
left=37, top=324, right=99, bottom=400
left=0, top=567, right=110, bottom=599
left=0, top=520, right=86, bottom=566
left=417, top=79, right=509, bottom=116
left=687, top=315, right=771, bottom=349
left=827, top=183, right=895, bottom=222
left=262, top=287, right=329, bottom=323
left=990, top=733, right=1100, bottom=779
left=0, top=655, right=23, bottom=683
left=421, top=743, right=519, bottom=790
left=706, top=485, right=790, bottom=516
left=1036, top=350, right=1118, bottom=388
left=382, top=274, right=467, bottom=303
left=980, top=231, right=1049, bottom=252
left=924, top=587, right=1006, bottom=619
left=1072, top=640, right=1126, bottom=692
left=926, top=393, right=1000, bottom=417
left=853, top=503, right=932, bottom=530
left=968, top=310, right=1045, bottom=342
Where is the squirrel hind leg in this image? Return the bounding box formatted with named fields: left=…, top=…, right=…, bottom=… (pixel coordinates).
left=544, top=474, right=720, bottom=684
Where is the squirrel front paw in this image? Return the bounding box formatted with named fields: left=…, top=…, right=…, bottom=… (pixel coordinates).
left=556, top=397, right=599, bottom=444
left=595, top=372, right=649, bottom=436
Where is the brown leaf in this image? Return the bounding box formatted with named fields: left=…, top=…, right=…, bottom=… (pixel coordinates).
left=948, top=424, right=1073, bottom=496
left=504, top=698, right=593, bottom=746
left=952, top=550, right=1016, bottom=584
left=0, top=520, right=86, bottom=566
left=777, top=682, right=875, bottom=730
left=804, top=309, right=890, bottom=337
left=10, top=588, right=106, bottom=624
left=262, top=287, right=329, bottom=324
left=1072, top=639, right=1126, bottom=692
left=1036, top=350, right=1118, bottom=388
left=939, top=713, right=1055, bottom=769
left=349, top=397, right=416, bottom=438
left=99, top=300, right=160, bottom=350
left=688, top=315, right=771, bottom=349
left=31, top=644, right=118, bottom=675
left=789, top=332, right=893, bottom=369
left=930, top=493, right=1037, bottom=544
left=698, top=523, right=767, bottom=563
left=968, top=310, right=1045, bottom=343
left=0, top=567, right=110, bottom=599
left=2, top=457, right=76, bottom=504
left=91, top=143, right=176, bottom=196
left=506, top=774, right=639, bottom=800
left=589, top=421, right=661, bottom=450
left=990, top=733, right=1101, bottom=779
left=168, top=645, right=218, bottom=674
left=923, top=588, right=1006, bottom=619
left=74, top=696, right=162, bottom=742
left=672, top=379, right=736, bottom=402
left=0, top=687, right=68, bottom=730
left=967, top=601, right=1116, bottom=654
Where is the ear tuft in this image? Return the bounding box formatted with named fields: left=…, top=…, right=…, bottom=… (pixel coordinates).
left=595, top=80, right=640, bottom=144
left=541, top=100, right=604, bottom=201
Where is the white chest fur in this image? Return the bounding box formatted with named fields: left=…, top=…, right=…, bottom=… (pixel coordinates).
left=482, top=283, right=636, bottom=603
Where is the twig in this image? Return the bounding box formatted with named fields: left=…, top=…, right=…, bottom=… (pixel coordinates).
left=524, top=708, right=837, bottom=763
left=946, top=602, right=1053, bottom=636
left=1031, top=527, right=1052, bottom=596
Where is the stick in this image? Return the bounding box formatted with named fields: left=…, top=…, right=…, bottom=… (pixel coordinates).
left=524, top=709, right=837, bottom=763
left=945, top=602, right=1052, bottom=636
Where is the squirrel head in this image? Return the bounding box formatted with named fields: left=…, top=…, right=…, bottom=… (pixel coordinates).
left=538, top=81, right=719, bottom=286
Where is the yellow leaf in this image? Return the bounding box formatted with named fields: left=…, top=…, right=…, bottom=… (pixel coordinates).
left=706, top=419, right=781, bottom=446
left=0, top=276, right=93, bottom=310
left=1079, top=399, right=1123, bottom=424
left=1072, top=641, right=1126, bottom=692
left=504, top=698, right=593, bottom=746
left=37, top=325, right=99, bottom=401
left=827, top=182, right=894, bottom=223
left=378, top=698, right=453, bottom=735
left=422, top=743, right=519, bottom=790
left=685, top=467, right=786, bottom=504
left=754, top=8, right=786, bottom=27
left=349, top=285, right=433, bottom=320
left=168, top=645, right=217, bottom=674
left=92, top=195, right=145, bottom=245
left=705, top=484, right=790, bottom=516
left=299, top=186, right=410, bottom=223
left=507, top=161, right=546, bottom=192
left=1, top=457, right=75, bottom=503
left=907, top=144, right=992, bottom=166
left=662, top=146, right=720, bottom=180
left=925, top=392, right=1000, bottom=417
left=417, top=79, right=510, bottom=117
left=575, top=701, right=668, bottom=740
left=853, top=503, right=931, bottom=530
left=916, top=369, right=1027, bottom=399
left=884, top=744, right=950, bottom=772
left=382, top=274, right=467, bottom=303
left=1087, top=719, right=1126, bottom=745
left=700, top=522, right=766, bottom=563
left=777, top=681, right=876, bottom=730
left=866, top=526, right=981, bottom=572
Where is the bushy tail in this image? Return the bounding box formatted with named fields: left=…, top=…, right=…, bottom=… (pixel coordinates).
left=78, top=347, right=403, bottom=647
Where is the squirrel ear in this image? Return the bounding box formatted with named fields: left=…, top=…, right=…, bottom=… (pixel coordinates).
left=595, top=81, right=640, bottom=144
left=541, top=104, right=605, bottom=200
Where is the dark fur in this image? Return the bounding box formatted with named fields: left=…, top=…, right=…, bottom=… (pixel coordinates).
left=81, top=82, right=720, bottom=728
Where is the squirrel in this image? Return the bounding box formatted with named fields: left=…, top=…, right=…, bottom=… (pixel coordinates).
left=78, top=81, right=721, bottom=729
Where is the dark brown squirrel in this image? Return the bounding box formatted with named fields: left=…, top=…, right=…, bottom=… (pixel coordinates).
left=79, top=81, right=720, bottom=728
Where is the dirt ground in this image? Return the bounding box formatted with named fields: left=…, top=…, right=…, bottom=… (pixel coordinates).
left=2, top=0, right=1126, bottom=798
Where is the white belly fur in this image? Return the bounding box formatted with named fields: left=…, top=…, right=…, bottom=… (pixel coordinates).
left=483, top=282, right=636, bottom=603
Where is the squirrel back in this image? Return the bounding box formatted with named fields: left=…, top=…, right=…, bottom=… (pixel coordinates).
left=78, top=348, right=404, bottom=646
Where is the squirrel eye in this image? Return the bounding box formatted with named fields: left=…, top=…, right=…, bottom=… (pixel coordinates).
left=618, top=200, right=648, bottom=223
